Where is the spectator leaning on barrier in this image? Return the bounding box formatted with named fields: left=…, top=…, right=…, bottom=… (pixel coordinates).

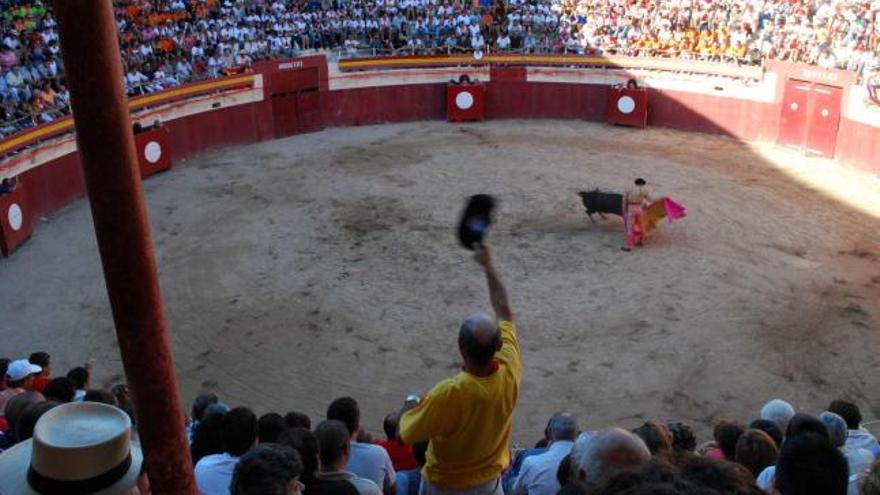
left=512, top=412, right=579, bottom=495
left=327, top=397, right=396, bottom=495
left=400, top=245, right=520, bottom=495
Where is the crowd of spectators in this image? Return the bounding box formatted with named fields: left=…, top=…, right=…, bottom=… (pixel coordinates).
left=1, top=0, right=880, bottom=137
left=3, top=246, right=880, bottom=495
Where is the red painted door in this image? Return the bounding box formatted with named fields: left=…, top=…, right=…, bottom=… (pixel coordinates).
left=272, top=95, right=299, bottom=139
left=777, top=79, right=811, bottom=150
left=804, top=84, right=842, bottom=158
left=296, top=91, right=323, bottom=133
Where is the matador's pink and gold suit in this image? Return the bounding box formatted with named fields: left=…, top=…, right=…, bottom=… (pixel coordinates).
left=623, top=186, right=687, bottom=249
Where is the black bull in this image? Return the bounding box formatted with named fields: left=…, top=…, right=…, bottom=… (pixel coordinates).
left=578, top=190, right=624, bottom=222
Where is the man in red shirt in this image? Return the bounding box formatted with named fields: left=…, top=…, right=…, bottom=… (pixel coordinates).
left=28, top=352, right=51, bottom=393
left=375, top=411, right=417, bottom=471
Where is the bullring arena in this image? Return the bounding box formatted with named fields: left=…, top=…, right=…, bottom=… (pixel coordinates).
left=2, top=55, right=880, bottom=447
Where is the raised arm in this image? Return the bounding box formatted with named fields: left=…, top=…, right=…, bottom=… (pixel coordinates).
left=474, top=246, right=513, bottom=323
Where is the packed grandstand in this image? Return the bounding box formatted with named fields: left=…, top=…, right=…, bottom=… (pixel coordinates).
left=1, top=0, right=880, bottom=137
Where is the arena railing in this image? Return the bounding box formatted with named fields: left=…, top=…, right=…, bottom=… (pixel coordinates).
left=335, top=51, right=765, bottom=80
left=0, top=72, right=257, bottom=159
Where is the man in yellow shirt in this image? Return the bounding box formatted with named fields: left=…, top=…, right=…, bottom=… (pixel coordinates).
left=399, top=246, right=520, bottom=495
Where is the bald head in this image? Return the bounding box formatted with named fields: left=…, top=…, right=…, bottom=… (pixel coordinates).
left=458, top=312, right=501, bottom=368
left=760, top=399, right=795, bottom=432
left=570, top=427, right=651, bottom=485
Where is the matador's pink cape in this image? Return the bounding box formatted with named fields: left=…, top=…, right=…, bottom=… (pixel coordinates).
left=642, top=197, right=687, bottom=234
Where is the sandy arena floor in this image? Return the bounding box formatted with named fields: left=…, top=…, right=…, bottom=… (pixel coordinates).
left=2, top=120, right=880, bottom=443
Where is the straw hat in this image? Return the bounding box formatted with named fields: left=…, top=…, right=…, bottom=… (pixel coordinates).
left=0, top=402, right=143, bottom=495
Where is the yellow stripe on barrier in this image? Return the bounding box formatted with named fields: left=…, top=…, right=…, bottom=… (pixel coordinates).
left=338, top=54, right=610, bottom=70
left=337, top=54, right=763, bottom=79
left=0, top=117, right=74, bottom=155
left=0, top=74, right=256, bottom=157
left=129, top=74, right=256, bottom=109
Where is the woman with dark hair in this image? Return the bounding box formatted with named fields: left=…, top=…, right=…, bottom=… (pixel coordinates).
left=633, top=421, right=673, bottom=455
left=668, top=421, right=697, bottom=452
left=734, top=429, right=778, bottom=477
left=277, top=427, right=320, bottom=489
left=191, top=406, right=229, bottom=465
left=748, top=419, right=783, bottom=448
left=705, top=420, right=744, bottom=461
left=188, top=392, right=219, bottom=441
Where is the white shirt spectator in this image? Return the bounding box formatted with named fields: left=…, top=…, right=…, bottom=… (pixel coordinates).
left=845, top=447, right=874, bottom=495
left=512, top=440, right=574, bottom=495
left=846, top=428, right=880, bottom=454
left=756, top=465, right=775, bottom=493
left=194, top=452, right=239, bottom=495
left=497, top=34, right=511, bottom=51
left=126, top=70, right=149, bottom=87
left=347, top=442, right=396, bottom=492
left=471, top=34, right=485, bottom=50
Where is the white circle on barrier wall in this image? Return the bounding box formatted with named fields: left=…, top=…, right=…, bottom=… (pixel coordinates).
left=790, top=102, right=799, bottom=111
left=617, top=95, right=636, bottom=114
left=821, top=108, right=829, bottom=117
left=8, top=203, right=22, bottom=231
left=144, top=141, right=162, bottom=164
left=456, top=91, right=475, bottom=110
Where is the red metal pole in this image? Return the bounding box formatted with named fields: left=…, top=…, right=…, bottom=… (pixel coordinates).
left=51, top=2, right=196, bottom=493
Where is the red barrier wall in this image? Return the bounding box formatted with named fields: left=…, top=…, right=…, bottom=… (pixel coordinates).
left=3, top=58, right=879, bottom=229
left=647, top=89, right=779, bottom=141
left=486, top=82, right=608, bottom=120
left=164, top=103, right=266, bottom=160
left=323, top=85, right=447, bottom=127
left=836, top=118, right=880, bottom=174
left=20, top=153, right=85, bottom=218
